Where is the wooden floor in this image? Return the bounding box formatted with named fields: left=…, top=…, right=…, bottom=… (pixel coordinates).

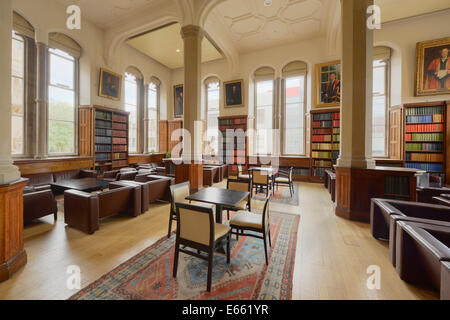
left=0, top=181, right=438, bottom=300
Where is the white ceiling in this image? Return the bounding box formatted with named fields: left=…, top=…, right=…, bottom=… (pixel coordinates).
left=208, top=0, right=330, bottom=54
left=376, top=0, right=450, bottom=23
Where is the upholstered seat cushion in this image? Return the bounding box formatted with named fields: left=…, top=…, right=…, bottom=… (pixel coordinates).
left=215, top=223, right=231, bottom=240
left=225, top=200, right=248, bottom=211
left=230, top=211, right=262, bottom=229
left=275, top=177, right=289, bottom=183
left=239, top=174, right=251, bottom=180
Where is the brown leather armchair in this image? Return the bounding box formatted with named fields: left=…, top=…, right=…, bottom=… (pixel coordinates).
left=135, top=174, right=174, bottom=202
left=102, top=170, right=120, bottom=182
left=442, top=261, right=450, bottom=300
left=395, top=221, right=450, bottom=299
left=53, top=169, right=97, bottom=183
left=64, top=185, right=141, bottom=234
left=23, top=189, right=58, bottom=224
left=417, top=186, right=450, bottom=204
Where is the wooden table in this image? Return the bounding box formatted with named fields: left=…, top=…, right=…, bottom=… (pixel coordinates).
left=186, top=187, right=249, bottom=224
left=51, top=178, right=109, bottom=194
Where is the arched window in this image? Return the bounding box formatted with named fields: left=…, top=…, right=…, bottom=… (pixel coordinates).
left=254, top=67, right=275, bottom=155
left=204, top=77, right=220, bottom=155
left=372, top=46, right=391, bottom=157
left=48, top=32, right=81, bottom=155
left=282, top=61, right=307, bottom=155
left=147, top=77, right=161, bottom=153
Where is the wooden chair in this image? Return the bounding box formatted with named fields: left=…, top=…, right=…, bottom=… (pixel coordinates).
left=252, top=169, right=271, bottom=196
left=224, top=178, right=252, bottom=220
left=229, top=194, right=272, bottom=265
left=274, top=167, right=294, bottom=197
left=168, top=182, right=191, bottom=238
left=237, top=165, right=251, bottom=180
left=173, top=202, right=231, bottom=292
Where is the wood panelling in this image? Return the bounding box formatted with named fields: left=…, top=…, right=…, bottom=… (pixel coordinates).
left=0, top=179, right=28, bottom=282
left=128, top=154, right=164, bottom=165
left=14, top=157, right=94, bottom=175
left=389, top=106, right=403, bottom=160
left=159, top=120, right=168, bottom=154
left=175, top=163, right=203, bottom=191
left=167, top=120, right=183, bottom=154
left=79, top=107, right=94, bottom=157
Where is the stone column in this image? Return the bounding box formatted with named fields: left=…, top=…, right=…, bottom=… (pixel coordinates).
left=337, top=0, right=375, bottom=169
left=35, top=31, right=49, bottom=159
left=178, top=25, right=204, bottom=190
left=0, top=0, right=28, bottom=282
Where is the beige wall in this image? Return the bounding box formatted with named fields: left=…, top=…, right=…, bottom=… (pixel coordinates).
left=13, top=0, right=172, bottom=119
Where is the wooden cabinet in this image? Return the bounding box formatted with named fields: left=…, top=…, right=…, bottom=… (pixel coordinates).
left=159, top=120, right=168, bottom=154
left=389, top=105, right=403, bottom=159
left=79, top=105, right=130, bottom=174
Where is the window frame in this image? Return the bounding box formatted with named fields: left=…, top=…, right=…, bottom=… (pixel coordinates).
left=281, top=72, right=307, bottom=157
left=372, top=58, right=391, bottom=159
left=254, top=77, right=275, bottom=156
left=47, top=47, right=79, bottom=156
left=146, top=81, right=160, bottom=154
left=124, top=72, right=140, bottom=154
left=204, top=80, right=220, bottom=156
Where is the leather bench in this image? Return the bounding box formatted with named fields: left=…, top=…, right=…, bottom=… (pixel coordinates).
left=23, top=169, right=97, bottom=192
left=417, top=185, right=450, bottom=204
left=23, top=188, right=58, bottom=224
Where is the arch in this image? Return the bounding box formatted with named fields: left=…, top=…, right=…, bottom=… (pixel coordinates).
left=48, top=32, right=82, bottom=59
left=253, top=66, right=276, bottom=81
left=13, top=11, right=35, bottom=38
left=125, top=65, right=144, bottom=79
left=282, top=60, right=308, bottom=77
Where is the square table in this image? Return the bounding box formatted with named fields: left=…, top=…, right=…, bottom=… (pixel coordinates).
left=51, top=178, right=109, bottom=194
left=186, top=187, right=249, bottom=224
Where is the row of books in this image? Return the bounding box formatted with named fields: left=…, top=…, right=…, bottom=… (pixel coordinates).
left=312, top=128, right=332, bottom=135
left=113, top=123, right=127, bottom=131
left=312, top=151, right=332, bottom=159
left=219, top=125, right=246, bottom=132
left=332, top=151, right=339, bottom=159
left=333, top=120, right=340, bottom=127
left=113, top=145, right=127, bottom=152
left=112, top=130, right=127, bottom=138
left=95, top=111, right=112, bottom=121
left=405, top=142, right=443, bottom=152
left=113, top=137, right=127, bottom=145
left=95, top=153, right=110, bottom=161
left=292, top=168, right=310, bottom=176
left=405, top=162, right=443, bottom=172
left=405, top=153, right=444, bottom=162
left=312, top=113, right=333, bottom=121
left=333, top=113, right=340, bottom=120
left=405, top=124, right=444, bottom=133
left=312, top=135, right=332, bottom=142
left=312, top=121, right=332, bottom=128
left=95, top=144, right=111, bottom=152
left=313, top=160, right=333, bottom=168
left=95, top=120, right=112, bottom=128
left=312, top=143, right=333, bottom=150
left=405, top=133, right=443, bottom=142
left=95, top=136, right=112, bottom=144
left=333, top=134, right=340, bottom=142
left=384, top=176, right=410, bottom=196
left=218, top=118, right=247, bottom=126
left=113, top=153, right=127, bottom=160
left=312, top=168, right=328, bottom=178
left=113, top=114, right=127, bottom=123
left=406, top=114, right=443, bottom=124
left=405, top=106, right=445, bottom=116
left=95, top=128, right=112, bottom=136
left=333, top=128, right=340, bottom=134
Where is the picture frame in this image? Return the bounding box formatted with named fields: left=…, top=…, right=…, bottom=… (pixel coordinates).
left=224, top=79, right=244, bottom=108
left=415, top=37, right=450, bottom=96
left=174, top=84, right=184, bottom=118
left=98, top=68, right=122, bottom=101
left=315, top=60, right=341, bottom=108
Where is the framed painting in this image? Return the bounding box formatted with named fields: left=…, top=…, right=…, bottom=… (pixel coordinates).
left=315, top=60, right=341, bottom=107
left=98, top=68, right=122, bottom=101
left=174, top=84, right=184, bottom=118
left=415, top=37, right=450, bottom=96
left=224, top=79, right=244, bottom=107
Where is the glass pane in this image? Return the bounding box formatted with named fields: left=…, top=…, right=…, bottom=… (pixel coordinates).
left=11, top=77, right=24, bottom=116
left=285, top=76, right=305, bottom=155
left=11, top=115, right=23, bottom=155
left=48, top=120, right=75, bottom=154
left=12, top=37, right=24, bottom=78
left=50, top=52, right=74, bottom=89
left=256, top=80, right=273, bottom=154
left=48, top=86, right=75, bottom=122
left=148, top=88, right=157, bottom=109
left=372, top=61, right=387, bottom=156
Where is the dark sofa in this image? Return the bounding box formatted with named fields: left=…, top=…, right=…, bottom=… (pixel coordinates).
left=23, top=188, right=58, bottom=223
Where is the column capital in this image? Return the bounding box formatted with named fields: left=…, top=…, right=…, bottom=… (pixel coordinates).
left=180, top=25, right=204, bottom=40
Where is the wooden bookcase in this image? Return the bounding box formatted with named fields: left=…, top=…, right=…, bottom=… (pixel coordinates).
left=79, top=105, right=129, bottom=174
left=158, top=120, right=183, bottom=155
left=403, top=101, right=448, bottom=182
left=218, top=115, right=248, bottom=175
left=310, top=108, right=340, bottom=182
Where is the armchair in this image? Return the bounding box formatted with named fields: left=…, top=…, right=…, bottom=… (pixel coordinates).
left=23, top=189, right=58, bottom=224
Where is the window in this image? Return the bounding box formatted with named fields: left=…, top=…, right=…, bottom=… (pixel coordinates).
left=48, top=48, right=76, bottom=154
left=125, top=73, right=138, bottom=153
left=11, top=32, right=25, bottom=155
left=256, top=80, right=274, bottom=155
left=284, top=75, right=305, bottom=155
left=372, top=59, right=388, bottom=157
left=205, top=81, right=220, bottom=155
left=147, top=82, right=159, bottom=153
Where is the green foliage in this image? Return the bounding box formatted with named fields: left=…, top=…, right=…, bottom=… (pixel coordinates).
left=48, top=100, right=75, bottom=153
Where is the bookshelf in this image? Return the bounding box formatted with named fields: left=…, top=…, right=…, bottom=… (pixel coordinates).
left=218, top=115, right=248, bottom=175
left=79, top=105, right=129, bottom=174
left=403, top=101, right=447, bottom=182
left=310, top=108, right=340, bottom=182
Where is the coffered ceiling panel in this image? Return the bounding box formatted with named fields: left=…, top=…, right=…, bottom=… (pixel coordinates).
left=209, top=0, right=330, bottom=54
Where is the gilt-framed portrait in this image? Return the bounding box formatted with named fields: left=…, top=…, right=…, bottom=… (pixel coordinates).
left=224, top=79, right=244, bottom=107
left=174, top=84, right=184, bottom=118
left=99, top=68, right=122, bottom=101
left=415, top=37, right=450, bottom=96
left=315, top=60, right=341, bottom=107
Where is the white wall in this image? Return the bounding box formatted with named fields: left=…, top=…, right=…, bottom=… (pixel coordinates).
left=12, top=0, right=172, bottom=120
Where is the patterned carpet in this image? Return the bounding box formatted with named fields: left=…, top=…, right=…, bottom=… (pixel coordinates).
left=70, top=210, right=299, bottom=300
left=253, top=184, right=299, bottom=206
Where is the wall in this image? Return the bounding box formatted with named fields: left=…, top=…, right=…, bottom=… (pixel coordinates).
left=12, top=0, right=172, bottom=120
